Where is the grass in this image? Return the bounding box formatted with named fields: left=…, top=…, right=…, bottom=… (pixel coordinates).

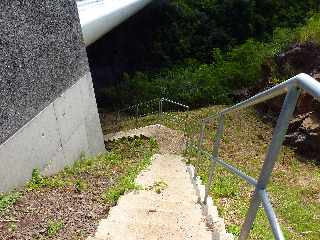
left=297, top=13, right=320, bottom=44
left=113, top=105, right=320, bottom=240
left=101, top=152, right=152, bottom=204
left=0, top=191, right=22, bottom=214
left=0, top=136, right=159, bottom=239
left=47, top=219, right=64, bottom=237
left=25, top=137, right=158, bottom=200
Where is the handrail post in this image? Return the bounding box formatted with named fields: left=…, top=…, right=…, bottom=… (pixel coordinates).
left=204, top=114, right=225, bottom=204
left=184, top=106, right=190, bottom=151
left=116, top=111, right=120, bottom=123
left=135, top=104, right=139, bottom=125
left=136, top=104, right=139, bottom=118
left=198, top=121, right=206, bottom=152
left=239, top=86, right=301, bottom=240
left=159, top=98, right=163, bottom=117
left=194, top=121, right=206, bottom=180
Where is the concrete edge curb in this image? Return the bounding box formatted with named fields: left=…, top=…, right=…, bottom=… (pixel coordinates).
left=186, top=164, right=235, bottom=240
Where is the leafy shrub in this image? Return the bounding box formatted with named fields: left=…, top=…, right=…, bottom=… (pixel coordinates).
left=103, top=13, right=320, bottom=109
left=297, top=13, right=320, bottom=44
left=0, top=192, right=21, bottom=213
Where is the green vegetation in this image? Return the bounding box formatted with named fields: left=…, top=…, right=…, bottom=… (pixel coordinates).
left=104, top=13, right=320, bottom=108
left=142, top=0, right=319, bottom=66
left=74, top=179, right=88, bottom=193
left=297, top=14, right=320, bottom=43
left=116, top=106, right=320, bottom=239
left=25, top=137, right=158, bottom=200
left=0, top=191, right=22, bottom=213
left=1, top=136, right=159, bottom=239
left=46, top=219, right=64, bottom=237
left=101, top=150, right=154, bottom=204
left=147, top=180, right=168, bottom=194
left=187, top=107, right=320, bottom=239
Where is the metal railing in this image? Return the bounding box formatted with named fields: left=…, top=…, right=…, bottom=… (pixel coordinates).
left=104, top=97, right=190, bottom=138
left=192, top=73, right=320, bottom=240
left=115, top=98, right=189, bottom=121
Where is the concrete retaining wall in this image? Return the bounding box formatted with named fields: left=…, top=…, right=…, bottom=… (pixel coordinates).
left=0, top=0, right=105, bottom=192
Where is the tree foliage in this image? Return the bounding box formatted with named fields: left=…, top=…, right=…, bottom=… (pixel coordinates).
left=98, top=2, right=320, bottom=109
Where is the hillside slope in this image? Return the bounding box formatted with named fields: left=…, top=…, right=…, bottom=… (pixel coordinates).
left=105, top=106, right=320, bottom=239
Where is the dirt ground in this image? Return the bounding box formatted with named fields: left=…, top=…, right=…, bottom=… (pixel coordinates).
left=104, top=124, right=185, bottom=154
left=0, top=174, right=111, bottom=240
left=0, top=125, right=185, bottom=240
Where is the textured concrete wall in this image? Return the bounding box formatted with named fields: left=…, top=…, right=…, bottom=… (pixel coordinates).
left=0, top=0, right=105, bottom=192
left=0, top=0, right=89, bottom=144
left=0, top=73, right=105, bottom=191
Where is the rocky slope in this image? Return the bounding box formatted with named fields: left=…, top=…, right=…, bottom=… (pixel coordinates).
left=257, top=42, right=320, bottom=160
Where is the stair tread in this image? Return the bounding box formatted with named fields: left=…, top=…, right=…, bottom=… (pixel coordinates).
left=89, top=152, right=233, bottom=240
left=95, top=220, right=217, bottom=240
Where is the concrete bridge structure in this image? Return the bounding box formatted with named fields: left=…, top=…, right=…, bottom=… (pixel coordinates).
left=0, top=0, right=152, bottom=192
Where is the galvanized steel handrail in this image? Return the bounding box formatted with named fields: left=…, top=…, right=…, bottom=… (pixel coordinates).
left=196, top=73, right=320, bottom=240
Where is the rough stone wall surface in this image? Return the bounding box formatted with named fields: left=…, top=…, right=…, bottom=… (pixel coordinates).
left=0, top=0, right=105, bottom=191
left=0, top=0, right=89, bottom=144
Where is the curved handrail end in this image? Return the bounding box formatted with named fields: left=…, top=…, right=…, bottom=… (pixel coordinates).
left=295, top=73, right=320, bottom=100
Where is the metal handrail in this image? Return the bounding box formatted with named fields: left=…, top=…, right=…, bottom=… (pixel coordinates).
left=195, top=73, right=320, bottom=240
left=113, top=98, right=190, bottom=137
left=221, top=73, right=320, bottom=115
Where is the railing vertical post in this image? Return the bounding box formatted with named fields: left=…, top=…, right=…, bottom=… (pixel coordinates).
left=184, top=106, right=190, bottom=150
left=136, top=104, right=139, bottom=118
left=204, top=114, right=225, bottom=204
left=198, top=121, right=206, bottom=156
left=239, top=86, right=301, bottom=240
left=194, top=121, right=206, bottom=180
left=116, top=111, right=120, bottom=123
left=159, top=98, right=163, bottom=116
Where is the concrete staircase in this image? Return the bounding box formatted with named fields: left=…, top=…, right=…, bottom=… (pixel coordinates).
left=88, top=153, right=233, bottom=240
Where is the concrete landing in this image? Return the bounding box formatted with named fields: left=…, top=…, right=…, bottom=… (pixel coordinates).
left=88, top=153, right=233, bottom=240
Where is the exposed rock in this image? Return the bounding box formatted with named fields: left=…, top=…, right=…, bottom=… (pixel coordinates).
left=276, top=42, right=320, bottom=75
left=285, top=111, right=320, bottom=160
left=254, top=42, right=320, bottom=160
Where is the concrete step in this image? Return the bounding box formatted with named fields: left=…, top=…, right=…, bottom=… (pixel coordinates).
left=117, top=191, right=199, bottom=210
left=106, top=206, right=206, bottom=226
left=94, top=220, right=217, bottom=240
left=116, top=191, right=220, bottom=221
left=88, top=152, right=233, bottom=240
left=122, top=189, right=201, bottom=205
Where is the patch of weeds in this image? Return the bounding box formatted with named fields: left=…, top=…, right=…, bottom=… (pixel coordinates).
left=147, top=180, right=168, bottom=194
left=102, top=175, right=139, bottom=204
left=1, top=135, right=159, bottom=239
left=149, top=137, right=159, bottom=149
left=26, top=169, right=46, bottom=190
left=107, top=152, right=122, bottom=166
left=227, top=224, right=241, bottom=236
left=26, top=169, right=70, bottom=191
left=64, top=157, right=95, bottom=176
left=102, top=138, right=157, bottom=204
left=74, top=179, right=88, bottom=193
left=47, top=219, right=64, bottom=237
left=0, top=191, right=22, bottom=213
